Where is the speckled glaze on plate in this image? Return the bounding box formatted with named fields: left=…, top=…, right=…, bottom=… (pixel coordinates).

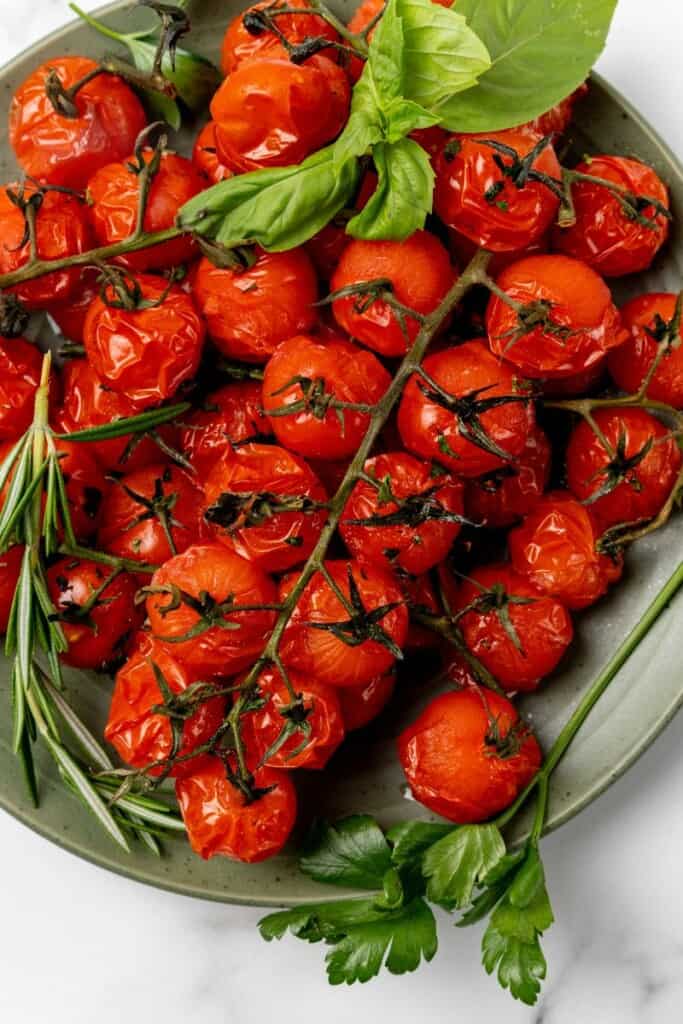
left=0, top=0, right=682, bottom=907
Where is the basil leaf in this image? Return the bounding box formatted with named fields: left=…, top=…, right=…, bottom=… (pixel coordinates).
left=347, top=138, right=434, bottom=241
left=300, top=816, right=393, bottom=889
left=385, top=97, right=441, bottom=141
left=439, top=0, right=618, bottom=132
left=367, top=0, right=405, bottom=105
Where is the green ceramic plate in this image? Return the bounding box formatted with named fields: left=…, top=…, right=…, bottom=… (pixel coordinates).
left=0, top=0, right=682, bottom=908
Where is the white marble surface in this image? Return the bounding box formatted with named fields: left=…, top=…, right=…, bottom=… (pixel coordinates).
left=1, top=1, right=683, bottom=1021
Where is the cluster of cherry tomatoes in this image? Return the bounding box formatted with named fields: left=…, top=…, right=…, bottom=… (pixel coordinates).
left=0, top=0, right=681, bottom=864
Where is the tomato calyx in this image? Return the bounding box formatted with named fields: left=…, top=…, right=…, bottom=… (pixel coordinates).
left=241, top=3, right=362, bottom=64
left=483, top=708, right=532, bottom=760
left=306, top=565, right=405, bottom=659
left=205, top=490, right=327, bottom=532
left=93, top=262, right=178, bottom=312
left=116, top=470, right=186, bottom=557
left=644, top=292, right=683, bottom=353
left=478, top=135, right=565, bottom=205
left=267, top=373, right=377, bottom=422
left=143, top=583, right=281, bottom=643
left=321, top=277, right=429, bottom=341
left=455, top=577, right=536, bottom=654
left=345, top=481, right=468, bottom=530
left=560, top=167, right=673, bottom=231
left=49, top=565, right=121, bottom=633
left=582, top=426, right=655, bottom=506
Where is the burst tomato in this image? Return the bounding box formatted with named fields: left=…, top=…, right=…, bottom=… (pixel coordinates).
left=0, top=545, right=23, bottom=634
left=608, top=293, right=683, bottom=407
left=221, top=0, right=340, bottom=74
left=0, top=337, right=42, bottom=442
left=179, top=381, right=271, bottom=474
left=465, top=424, right=551, bottom=528
left=192, top=122, right=233, bottom=184
left=338, top=671, right=396, bottom=731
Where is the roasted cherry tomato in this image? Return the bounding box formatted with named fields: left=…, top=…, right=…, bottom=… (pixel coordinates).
left=330, top=231, right=455, bottom=357
left=525, top=83, right=588, bottom=137
left=398, top=339, right=533, bottom=477
left=338, top=671, right=396, bottom=731
left=306, top=170, right=377, bottom=279
left=565, top=408, right=682, bottom=532
left=55, top=439, right=108, bottom=540
left=146, top=543, right=277, bottom=677
left=486, top=255, right=627, bottom=379
left=398, top=688, right=542, bottom=823
left=242, top=666, right=345, bottom=770
left=0, top=337, right=42, bottom=442
left=402, top=572, right=441, bottom=652
left=553, top=156, right=670, bottom=277
left=454, top=563, right=573, bottom=692
left=221, top=0, right=340, bottom=73
left=179, top=381, right=272, bottom=475
left=608, top=293, right=683, bottom=407
left=105, top=632, right=226, bottom=779
left=83, top=273, right=205, bottom=409
left=340, top=452, right=464, bottom=576
left=203, top=443, right=328, bottom=573
left=434, top=128, right=561, bottom=252
left=49, top=269, right=99, bottom=344
left=47, top=556, right=141, bottom=670
left=279, top=559, right=409, bottom=688
left=262, top=333, right=391, bottom=460
left=192, top=247, right=318, bottom=363
left=211, top=55, right=350, bottom=172
left=465, top=424, right=551, bottom=528
left=192, top=122, right=233, bottom=184
left=0, top=545, right=23, bottom=634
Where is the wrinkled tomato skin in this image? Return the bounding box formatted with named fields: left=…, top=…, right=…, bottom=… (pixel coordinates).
left=212, top=55, right=350, bottom=172
left=279, top=559, right=409, bottom=688
left=47, top=557, right=142, bottom=670
left=338, top=671, right=395, bottom=731
left=56, top=439, right=108, bottom=540
left=176, top=755, right=297, bottom=862
left=105, top=632, right=226, bottom=779
left=0, top=337, right=42, bottom=442
left=306, top=171, right=377, bottom=279
left=192, top=122, right=233, bottom=185
left=486, top=255, right=627, bottom=379
left=242, top=666, right=345, bottom=770
left=398, top=339, right=533, bottom=477
left=192, top=247, right=318, bottom=363
left=83, top=274, right=205, bottom=408
left=565, top=408, right=682, bottom=532
left=455, top=563, right=574, bottom=692
left=608, top=293, right=683, bottom=408
left=262, top=334, right=391, bottom=460
left=221, top=0, right=340, bottom=74
left=0, top=185, right=92, bottom=309
left=552, top=156, right=670, bottom=277
left=87, top=150, right=204, bottom=272
left=0, top=545, right=23, bottom=634
left=203, top=443, right=328, bottom=573
left=465, top=424, right=551, bottom=528
left=398, top=688, right=542, bottom=824
left=49, top=269, right=99, bottom=344
left=509, top=491, right=623, bottom=610
left=146, top=543, right=277, bottom=677
left=525, top=84, right=588, bottom=136
left=434, top=128, right=561, bottom=252
left=340, top=452, right=464, bottom=575
left=331, top=231, right=455, bottom=357
left=179, top=381, right=271, bottom=474
left=9, top=57, right=147, bottom=190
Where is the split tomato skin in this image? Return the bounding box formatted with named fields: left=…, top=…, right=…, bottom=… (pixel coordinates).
left=179, top=381, right=272, bottom=475
left=0, top=545, right=23, bottom=634
left=192, top=122, right=233, bottom=185
left=398, top=688, right=542, bottom=824
left=465, top=424, right=551, bottom=528
left=0, top=337, right=43, bottom=442
left=221, top=0, right=340, bottom=74
left=338, top=671, right=396, bottom=731
left=608, top=293, right=683, bottom=408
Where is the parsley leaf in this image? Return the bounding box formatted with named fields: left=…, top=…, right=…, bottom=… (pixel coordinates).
left=387, top=820, right=453, bottom=866
left=423, top=824, right=506, bottom=909
left=300, top=816, right=393, bottom=889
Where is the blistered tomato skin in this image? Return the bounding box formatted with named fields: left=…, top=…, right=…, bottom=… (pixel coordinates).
left=192, top=122, right=233, bottom=184
left=398, top=339, right=533, bottom=477
left=398, top=688, right=542, bottom=824
left=434, top=128, right=561, bottom=252
left=608, top=293, right=683, bottom=408
left=0, top=337, right=43, bottom=442
left=179, top=381, right=272, bottom=474
left=192, top=248, right=318, bottom=363
left=176, top=756, right=297, bottom=862
left=221, top=0, right=340, bottom=74
left=465, top=425, right=551, bottom=528
left=338, top=672, right=396, bottom=731
left=9, top=57, right=147, bottom=190
left=0, top=546, right=23, bottom=634
left=553, top=156, right=670, bottom=277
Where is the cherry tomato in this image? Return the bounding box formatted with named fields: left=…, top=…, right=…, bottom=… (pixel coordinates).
left=306, top=170, right=377, bottom=279
left=411, top=125, right=450, bottom=161
left=203, top=443, right=328, bottom=573
left=279, top=559, right=409, bottom=688
left=0, top=545, right=23, bottom=634
left=398, top=339, right=533, bottom=477
left=241, top=666, right=344, bottom=770
left=55, top=439, right=108, bottom=540
left=338, top=671, right=395, bottom=731
left=9, top=57, right=147, bottom=189
left=211, top=55, right=350, bottom=172
left=434, top=128, right=561, bottom=252
left=179, top=381, right=271, bottom=474
left=398, top=688, right=542, bottom=823
left=465, top=424, right=551, bottom=528
left=176, top=755, right=297, bottom=862
left=486, top=255, right=627, bottom=379
left=340, top=452, right=464, bottom=575
left=146, top=543, right=277, bottom=677
left=608, top=293, right=683, bottom=408
left=192, top=121, right=233, bottom=184
left=525, top=83, right=588, bottom=137
left=552, top=156, right=670, bottom=277
left=0, top=337, right=42, bottom=442
left=262, top=333, right=391, bottom=460
left=402, top=572, right=441, bottom=652
left=330, top=231, right=455, bottom=357
left=221, top=0, right=340, bottom=74
left=448, top=227, right=549, bottom=280
left=565, top=408, right=682, bottom=531
left=539, top=357, right=607, bottom=398
left=47, top=556, right=141, bottom=670
left=192, top=247, right=318, bottom=363
left=105, top=632, right=226, bottom=779
left=83, top=273, right=205, bottom=409
left=454, top=563, right=573, bottom=692
left=48, top=269, right=99, bottom=344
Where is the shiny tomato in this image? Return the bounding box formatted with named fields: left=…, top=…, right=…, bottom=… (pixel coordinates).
left=398, top=339, right=533, bottom=477
left=203, top=443, right=328, bottom=573
left=279, top=559, right=408, bottom=688
left=0, top=337, right=42, bottom=442
left=179, top=381, right=271, bottom=474
left=338, top=671, right=396, bottom=731
left=398, top=688, right=542, bottom=823
left=306, top=170, right=377, bottom=279
left=192, top=122, right=233, bottom=184
left=176, top=755, right=297, bottom=862
left=146, top=543, right=277, bottom=677
left=262, top=333, right=391, bottom=460
left=608, top=293, right=683, bottom=407
left=48, top=269, right=99, bottom=344
left=211, top=55, right=350, bottom=172
left=192, top=247, right=318, bottom=363
left=434, top=128, right=561, bottom=252
left=9, top=57, right=147, bottom=189
left=486, top=255, right=627, bottom=379
left=553, top=156, right=670, bottom=277
left=55, top=439, right=108, bottom=540
left=330, top=231, right=455, bottom=357
left=0, top=545, right=23, bottom=634
left=221, top=0, right=340, bottom=73
left=83, top=273, right=205, bottom=408
left=465, top=424, right=551, bottom=528
left=565, top=408, right=682, bottom=531
left=525, top=84, right=588, bottom=136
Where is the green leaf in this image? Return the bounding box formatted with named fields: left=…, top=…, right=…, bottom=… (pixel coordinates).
left=347, top=138, right=434, bottom=241
left=56, top=402, right=190, bottom=443
left=300, top=816, right=393, bottom=889
left=423, top=824, right=506, bottom=909
left=366, top=0, right=405, bottom=105
left=440, top=0, right=618, bottom=132
left=127, top=38, right=221, bottom=123
left=385, top=98, right=441, bottom=142
left=387, top=820, right=453, bottom=866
